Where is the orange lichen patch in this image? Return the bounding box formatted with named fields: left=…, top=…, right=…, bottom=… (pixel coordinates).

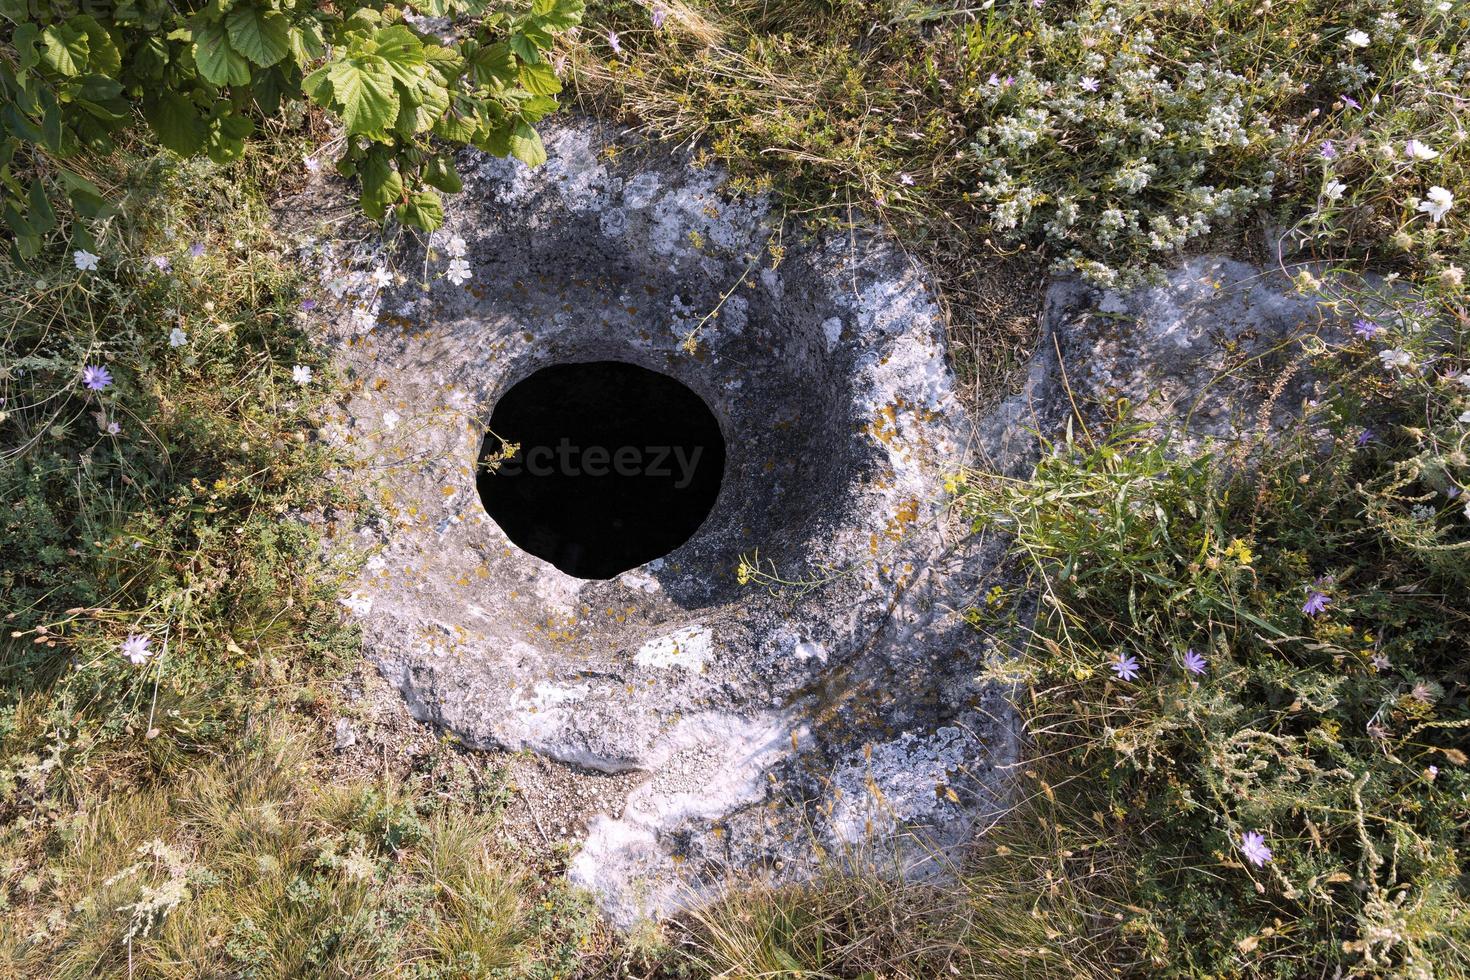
left=881, top=498, right=920, bottom=541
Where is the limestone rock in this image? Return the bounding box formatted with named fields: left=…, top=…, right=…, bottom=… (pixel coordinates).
left=319, top=118, right=1015, bottom=925
left=310, top=117, right=1335, bottom=927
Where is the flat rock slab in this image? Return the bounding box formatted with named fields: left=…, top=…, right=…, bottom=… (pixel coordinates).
left=300, top=118, right=1336, bottom=926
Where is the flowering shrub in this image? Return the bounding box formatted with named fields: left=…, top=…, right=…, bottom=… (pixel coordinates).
left=958, top=281, right=1470, bottom=973
left=578, top=0, right=1465, bottom=286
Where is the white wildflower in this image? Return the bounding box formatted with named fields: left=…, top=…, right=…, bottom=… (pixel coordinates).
left=446, top=258, right=472, bottom=286
left=370, top=266, right=393, bottom=289
left=382, top=409, right=401, bottom=430
left=168, top=327, right=188, bottom=348
left=1345, top=29, right=1370, bottom=48
left=121, top=634, right=153, bottom=665
left=1405, top=139, right=1439, bottom=161
left=1323, top=180, right=1346, bottom=201
left=292, top=364, right=312, bottom=385
left=1417, top=186, right=1454, bottom=222
left=73, top=249, right=100, bottom=271
left=1379, top=348, right=1412, bottom=370
left=445, top=235, right=468, bottom=258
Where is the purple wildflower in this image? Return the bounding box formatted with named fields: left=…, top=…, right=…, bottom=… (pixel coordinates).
left=607, top=29, right=621, bottom=54
left=82, top=365, right=112, bottom=390
left=1239, top=831, right=1273, bottom=867
left=1356, top=429, right=1374, bottom=447
left=1303, top=591, right=1331, bottom=616
left=1353, top=318, right=1380, bottom=339
left=300, top=298, right=318, bottom=312
left=1339, top=94, right=1361, bottom=109
left=1110, top=652, right=1141, bottom=682
left=1320, top=140, right=1337, bottom=159
left=149, top=255, right=171, bottom=272
left=1183, top=649, right=1207, bottom=676
left=651, top=3, right=667, bottom=28
left=189, top=242, right=205, bottom=258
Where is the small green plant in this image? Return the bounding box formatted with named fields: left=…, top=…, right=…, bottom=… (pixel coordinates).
left=949, top=281, right=1470, bottom=974
left=0, top=0, right=583, bottom=260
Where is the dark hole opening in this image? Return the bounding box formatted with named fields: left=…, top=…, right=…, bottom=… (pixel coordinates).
left=477, top=361, right=726, bottom=579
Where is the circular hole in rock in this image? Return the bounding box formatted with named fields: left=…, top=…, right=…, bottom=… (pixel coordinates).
left=477, top=361, right=727, bottom=580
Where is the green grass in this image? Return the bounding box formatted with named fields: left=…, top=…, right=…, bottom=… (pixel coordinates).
left=3, top=0, right=1470, bottom=976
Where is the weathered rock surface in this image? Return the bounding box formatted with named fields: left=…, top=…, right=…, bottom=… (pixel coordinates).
left=305, top=118, right=1335, bottom=926
left=316, top=119, right=1016, bottom=925
left=981, top=255, right=1334, bottom=473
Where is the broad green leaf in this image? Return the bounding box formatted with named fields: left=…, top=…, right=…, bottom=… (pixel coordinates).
left=396, top=189, right=443, bottom=232
left=301, top=65, right=333, bottom=104
left=373, top=25, right=426, bottom=86
left=71, top=16, right=121, bottom=77
left=40, top=24, right=89, bottom=76
left=509, top=120, right=545, bottom=166
left=422, top=44, right=464, bottom=87
left=518, top=61, right=560, bottom=96
left=57, top=168, right=108, bottom=217
left=424, top=155, right=461, bottom=194
left=131, top=37, right=170, bottom=79
left=328, top=59, right=399, bottom=134
left=475, top=116, right=512, bottom=156
left=206, top=109, right=254, bottom=164
left=404, top=78, right=448, bottom=134
left=507, top=33, right=541, bottom=65
left=537, top=0, right=585, bottom=31
left=468, top=42, right=515, bottom=88
left=26, top=179, right=55, bottom=235
left=519, top=95, right=559, bottom=123
left=226, top=6, right=291, bottom=68
left=359, top=150, right=403, bottom=220
left=13, top=23, right=40, bottom=71
left=194, top=22, right=252, bottom=86
left=143, top=92, right=208, bottom=155
left=289, top=22, right=326, bottom=67
left=433, top=96, right=479, bottom=142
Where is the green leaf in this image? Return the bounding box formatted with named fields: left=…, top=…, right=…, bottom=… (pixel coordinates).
left=226, top=6, right=291, bottom=68
left=289, top=22, right=326, bottom=67
left=12, top=23, right=40, bottom=71
left=509, top=120, right=545, bottom=166
left=40, top=24, right=89, bottom=76
left=57, top=168, right=109, bottom=218
left=301, top=65, right=332, bottom=104
left=206, top=109, right=254, bottom=164
left=26, top=179, right=56, bottom=235
left=433, top=96, right=479, bottom=143
left=404, top=78, right=448, bottom=134
left=422, top=44, right=464, bottom=87
left=327, top=59, right=399, bottom=135
left=396, top=189, right=443, bottom=232
left=508, top=33, right=542, bottom=65
left=518, top=61, right=560, bottom=96
left=194, top=22, right=252, bottom=86
left=424, top=155, right=461, bottom=194
left=143, top=92, right=208, bottom=155
left=71, top=16, right=121, bottom=77
left=468, top=42, right=515, bottom=89
left=358, top=150, right=403, bottom=220
left=373, top=25, right=426, bottom=86
left=518, top=95, right=559, bottom=123
left=132, top=37, right=170, bottom=79
left=537, top=0, right=585, bottom=31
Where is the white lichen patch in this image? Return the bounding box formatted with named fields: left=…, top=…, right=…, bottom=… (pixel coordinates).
left=634, top=626, right=712, bottom=671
